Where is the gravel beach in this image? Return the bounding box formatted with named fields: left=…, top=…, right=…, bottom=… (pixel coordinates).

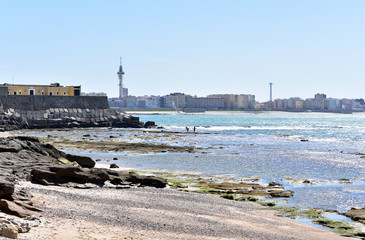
left=19, top=182, right=355, bottom=240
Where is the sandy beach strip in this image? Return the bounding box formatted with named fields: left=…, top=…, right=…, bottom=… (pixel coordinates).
left=19, top=182, right=355, bottom=240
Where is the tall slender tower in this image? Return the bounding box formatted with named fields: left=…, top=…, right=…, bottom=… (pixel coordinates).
left=269, top=83, right=273, bottom=102
left=117, top=57, right=125, bottom=98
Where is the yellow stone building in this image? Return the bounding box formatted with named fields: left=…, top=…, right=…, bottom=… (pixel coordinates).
left=0, top=83, right=81, bottom=96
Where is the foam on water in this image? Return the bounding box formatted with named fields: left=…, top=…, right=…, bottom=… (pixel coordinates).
left=138, top=112, right=365, bottom=142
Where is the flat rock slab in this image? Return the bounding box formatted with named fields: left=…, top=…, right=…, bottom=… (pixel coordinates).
left=0, top=200, right=34, bottom=218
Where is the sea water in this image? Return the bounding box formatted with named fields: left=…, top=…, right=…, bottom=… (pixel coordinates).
left=130, top=112, right=365, bottom=212
left=61, top=112, right=365, bottom=212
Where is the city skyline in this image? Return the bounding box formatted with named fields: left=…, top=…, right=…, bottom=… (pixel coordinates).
left=1, top=1, right=364, bottom=102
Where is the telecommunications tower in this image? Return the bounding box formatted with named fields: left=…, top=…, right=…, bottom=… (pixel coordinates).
left=269, top=82, right=273, bottom=102
left=117, top=57, right=126, bottom=98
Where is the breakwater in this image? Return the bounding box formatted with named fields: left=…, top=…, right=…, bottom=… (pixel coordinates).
left=0, top=96, right=153, bottom=130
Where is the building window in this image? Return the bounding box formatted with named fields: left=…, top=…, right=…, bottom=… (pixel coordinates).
left=13, top=91, right=17, bottom=95
left=41, top=90, right=44, bottom=95
left=56, top=92, right=59, bottom=95
left=64, top=92, right=66, bottom=95
left=19, top=90, right=22, bottom=95
left=49, top=92, right=53, bottom=96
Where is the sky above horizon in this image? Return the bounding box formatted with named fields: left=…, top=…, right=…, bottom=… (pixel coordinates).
left=1, top=0, right=364, bottom=101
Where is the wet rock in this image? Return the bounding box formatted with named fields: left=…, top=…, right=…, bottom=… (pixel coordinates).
left=268, top=182, right=283, bottom=188
left=113, top=157, right=118, bottom=160
left=338, top=178, right=352, bottom=184
left=303, top=179, right=311, bottom=184
left=125, top=172, right=167, bottom=188
left=354, top=152, right=365, bottom=156
left=144, top=121, right=157, bottom=128
left=248, top=190, right=270, bottom=197
left=300, top=139, right=309, bottom=142
left=268, top=189, right=294, bottom=198
left=345, top=207, right=365, bottom=223
left=110, top=164, right=119, bottom=169
left=65, top=154, right=95, bottom=168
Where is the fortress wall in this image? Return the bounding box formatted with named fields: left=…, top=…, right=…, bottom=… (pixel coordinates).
left=0, top=96, right=109, bottom=111
left=0, top=95, right=152, bottom=130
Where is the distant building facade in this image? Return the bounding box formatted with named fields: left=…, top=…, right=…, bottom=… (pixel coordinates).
left=191, top=97, right=224, bottom=109
left=314, top=93, right=327, bottom=99
left=1, top=83, right=81, bottom=96
left=208, top=94, right=255, bottom=110
left=272, top=94, right=356, bottom=111
left=162, top=93, right=192, bottom=109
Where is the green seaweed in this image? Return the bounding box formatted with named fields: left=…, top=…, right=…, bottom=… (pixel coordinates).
left=312, top=219, right=365, bottom=237
left=269, top=206, right=300, bottom=219
left=220, top=194, right=234, bottom=200
left=58, top=157, right=80, bottom=167
left=257, top=201, right=276, bottom=207
left=267, top=207, right=324, bottom=219
left=168, top=182, right=186, bottom=189
left=302, top=209, right=323, bottom=219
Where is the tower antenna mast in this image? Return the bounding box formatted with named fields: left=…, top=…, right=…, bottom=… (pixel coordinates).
left=117, top=57, right=125, bottom=98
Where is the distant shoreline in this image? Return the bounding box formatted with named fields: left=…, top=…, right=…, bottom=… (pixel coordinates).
left=124, top=110, right=364, bottom=115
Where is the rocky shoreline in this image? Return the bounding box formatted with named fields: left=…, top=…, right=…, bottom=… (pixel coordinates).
left=0, top=131, right=364, bottom=239
left=0, top=108, right=157, bottom=131
left=0, top=136, right=166, bottom=238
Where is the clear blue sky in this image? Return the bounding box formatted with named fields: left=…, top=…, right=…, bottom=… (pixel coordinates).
left=1, top=0, right=364, bottom=101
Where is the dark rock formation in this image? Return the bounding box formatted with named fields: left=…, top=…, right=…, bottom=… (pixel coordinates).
left=144, top=121, right=157, bottom=128
left=31, top=166, right=167, bottom=188
left=110, top=163, right=119, bottom=168
left=345, top=208, right=365, bottom=223
left=0, top=108, right=148, bottom=130
left=268, top=182, right=283, bottom=188
left=268, top=189, right=294, bottom=198
left=124, top=172, right=167, bottom=188
left=0, top=179, right=14, bottom=197
left=0, top=136, right=167, bottom=219
left=65, top=154, right=95, bottom=168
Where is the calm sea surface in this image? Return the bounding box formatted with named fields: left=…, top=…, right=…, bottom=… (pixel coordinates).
left=130, top=112, right=365, bottom=212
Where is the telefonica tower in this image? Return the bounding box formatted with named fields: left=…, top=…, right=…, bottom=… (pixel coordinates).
left=117, top=57, right=128, bottom=98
